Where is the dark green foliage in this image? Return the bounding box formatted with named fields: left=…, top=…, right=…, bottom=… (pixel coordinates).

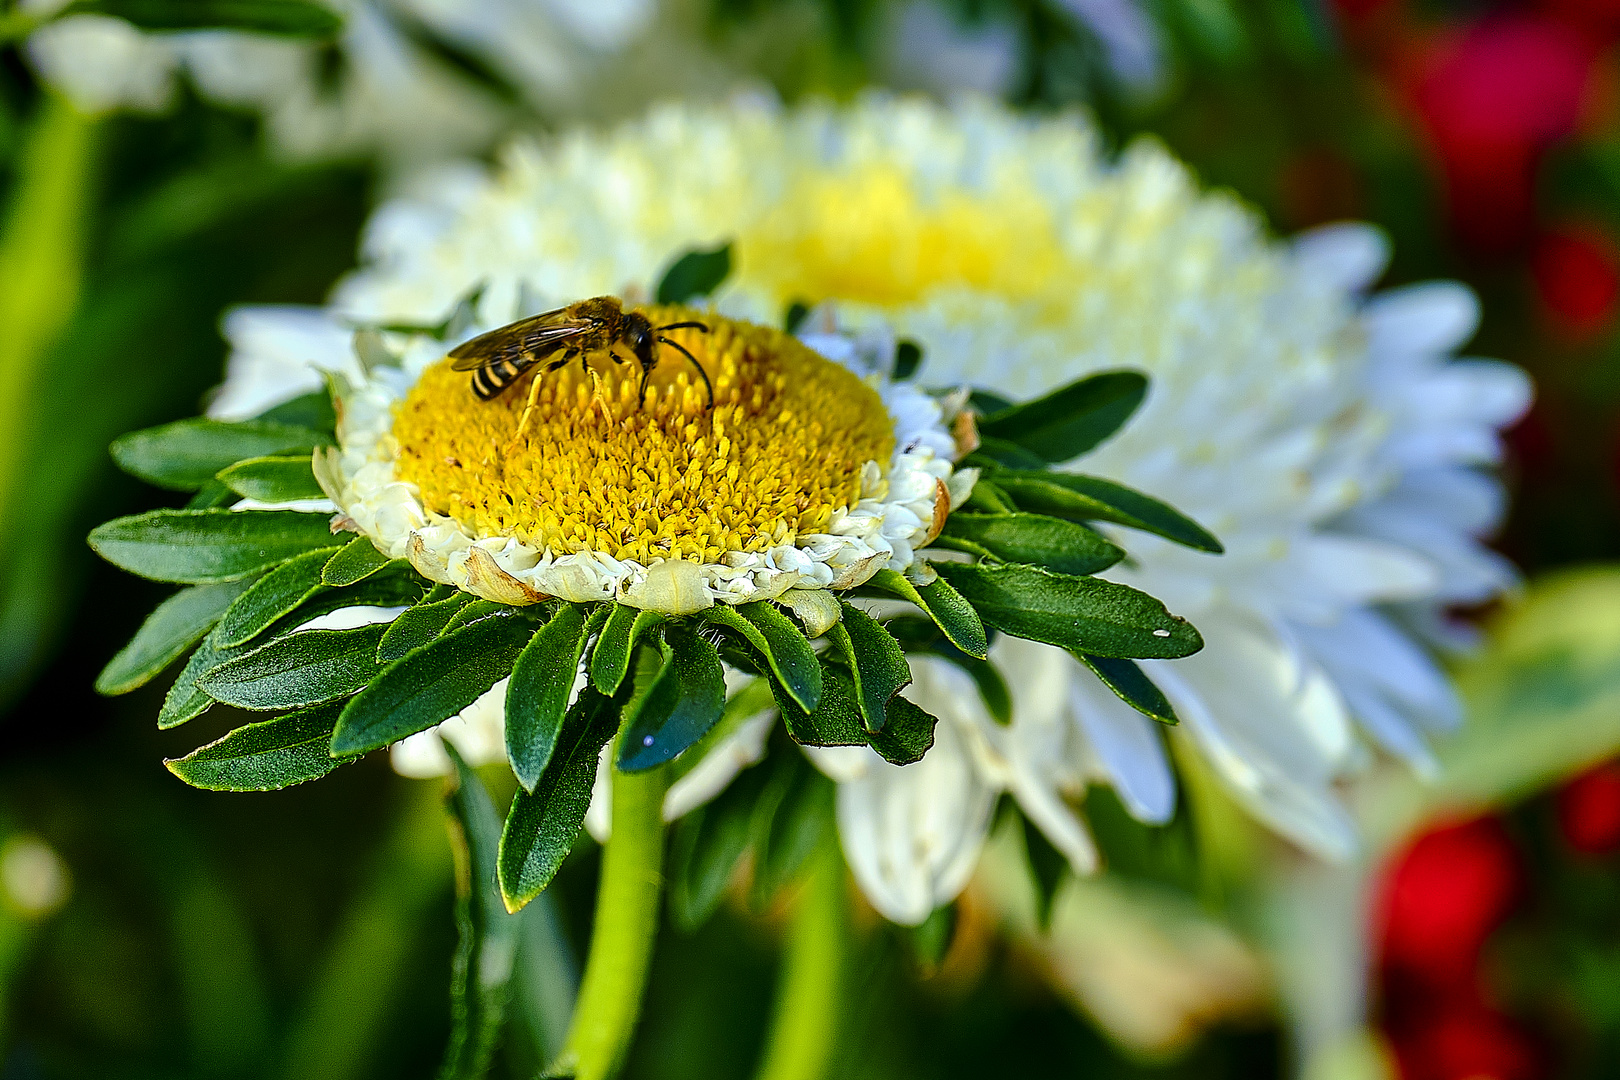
left=936, top=512, right=1124, bottom=576
left=655, top=243, right=732, bottom=304
left=321, top=535, right=395, bottom=586
left=933, top=563, right=1203, bottom=659
left=377, top=588, right=474, bottom=662
left=88, top=508, right=339, bottom=583
left=506, top=604, right=592, bottom=791
left=771, top=660, right=939, bottom=766
left=617, top=622, right=727, bottom=772
left=212, top=546, right=336, bottom=648
left=165, top=703, right=352, bottom=791
left=197, top=624, right=388, bottom=710
left=590, top=604, right=663, bottom=695
left=439, top=750, right=520, bottom=1078
left=883, top=616, right=1013, bottom=725
left=991, top=471, right=1224, bottom=553
left=95, top=576, right=260, bottom=694
left=976, top=370, right=1147, bottom=463
left=701, top=601, right=821, bottom=712
left=332, top=616, right=536, bottom=756
left=498, top=690, right=620, bottom=911
left=1074, top=653, right=1179, bottom=725
left=825, top=603, right=910, bottom=733
left=109, top=416, right=328, bottom=490
left=865, top=569, right=987, bottom=659
left=216, top=453, right=325, bottom=501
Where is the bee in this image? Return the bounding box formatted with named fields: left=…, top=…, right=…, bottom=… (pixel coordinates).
left=449, top=297, right=713, bottom=439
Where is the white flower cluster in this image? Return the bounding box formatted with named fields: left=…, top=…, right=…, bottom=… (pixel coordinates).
left=214, top=96, right=1531, bottom=925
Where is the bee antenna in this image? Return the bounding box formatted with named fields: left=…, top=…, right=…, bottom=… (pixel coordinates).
left=657, top=335, right=715, bottom=409
left=656, top=321, right=710, bottom=334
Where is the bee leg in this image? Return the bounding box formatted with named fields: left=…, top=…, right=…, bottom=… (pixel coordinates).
left=637, top=361, right=656, bottom=410
left=657, top=335, right=715, bottom=410
left=513, top=352, right=572, bottom=448
left=608, top=352, right=626, bottom=365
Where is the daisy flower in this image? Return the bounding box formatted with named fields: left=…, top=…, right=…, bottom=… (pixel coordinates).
left=224, top=95, right=1523, bottom=922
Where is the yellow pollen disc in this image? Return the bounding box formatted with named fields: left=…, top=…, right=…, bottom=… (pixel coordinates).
left=392, top=306, right=895, bottom=566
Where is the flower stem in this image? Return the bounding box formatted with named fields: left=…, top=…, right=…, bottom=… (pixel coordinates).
left=559, top=758, right=670, bottom=1080
left=753, top=833, right=846, bottom=1080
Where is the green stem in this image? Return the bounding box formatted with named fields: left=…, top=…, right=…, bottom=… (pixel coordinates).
left=753, top=834, right=846, bottom=1080
left=559, top=758, right=670, bottom=1080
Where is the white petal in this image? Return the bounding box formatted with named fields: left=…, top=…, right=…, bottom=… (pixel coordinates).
left=1363, top=282, right=1480, bottom=361
left=1292, top=223, right=1390, bottom=294
left=1069, top=667, right=1176, bottom=824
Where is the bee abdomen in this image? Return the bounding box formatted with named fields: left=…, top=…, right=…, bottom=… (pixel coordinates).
left=471, top=355, right=529, bottom=400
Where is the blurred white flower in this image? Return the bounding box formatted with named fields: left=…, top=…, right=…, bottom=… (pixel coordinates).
left=0, top=834, right=70, bottom=919
left=212, top=96, right=1529, bottom=923
left=22, top=0, right=735, bottom=166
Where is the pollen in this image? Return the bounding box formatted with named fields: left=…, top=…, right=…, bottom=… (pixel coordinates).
left=391, top=306, right=895, bottom=566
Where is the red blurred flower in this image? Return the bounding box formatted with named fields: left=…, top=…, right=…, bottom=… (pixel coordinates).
left=1532, top=226, right=1620, bottom=335
left=1557, top=760, right=1620, bottom=853
left=1375, top=817, right=1521, bottom=985
left=1410, top=16, right=1600, bottom=254
left=1391, top=999, right=1542, bottom=1080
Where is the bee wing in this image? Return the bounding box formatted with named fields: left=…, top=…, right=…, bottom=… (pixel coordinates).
left=448, top=311, right=588, bottom=371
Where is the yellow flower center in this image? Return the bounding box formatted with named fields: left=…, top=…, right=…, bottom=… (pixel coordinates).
left=735, top=164, right=1070, bottom=309
left=391, top=306, right=894, bottom=565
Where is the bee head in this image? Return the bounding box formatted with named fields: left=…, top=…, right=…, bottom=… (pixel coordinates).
left=623, top=311, right=657, bottom=363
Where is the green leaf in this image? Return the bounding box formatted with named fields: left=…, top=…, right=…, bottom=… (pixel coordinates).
left=865, top=569, right=987, bottom=659
left=89, top=508, right=339, bottom=583
left=617, top=623, right=727, bottom=772
left=155, top=575, right=422, bottom=729
left=882, top=616, right=1012, bottom=725
left=378, top=588, right=473, bottom=662
left=892, top=340, right=923, bottom=381
left=1020, top=813, right=1068, bottom=930
left=655, top=243, right=732, bottom=305
left=440, top=748, right=520, bottom=1079
left=506, top=604, right=591, bottom=792
left=333, top=616, right=535, bottom=756
left=187, top=480, right=237, bottom=509
left=936, top=512, right=1124, bottom=576
left=589, top=604, right=663, bottom=695
left=961, top=479, right=1017, bottom=514
left=165, top=703, right=352, bottom=791
left=216, top=454, right=325, bottom=502
left=992, top=472, right=1223, bottom=554
left=197, top=624, right=387, bottom=710
left=322, top=536, right=395, bottom=586
left=442, top=599, right=522, bottom=636
left=932, top=562, right=1202, bottom=659
left=1075, top=653, right=1178, bottom=725
left=109, top=418, right=327, bottom=491
left=969, top=437, right=1048, bottom=470
left=498, top=689, right=619, bottom=911
left=65, top=0, right=344, bottom=36
left=700, top=602, right=821, bottom=712
left=748, top=753, right=834, bottom=907
left=668, top=753, right=775, bottom=930
left=773, top=663, right=868, bottom=749
left=255, top=390, right=335, bottom=433
left=96, top=577, right=259, bottom=695
left=825, top=604, right=910, bottom=733
left=977, top=370, right=1147, bottom=463
left=866, top=696, right=939, bottom=766
left=909, top=904, right=957, bottom=973
left=213, top=547, right=338, bottom=648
